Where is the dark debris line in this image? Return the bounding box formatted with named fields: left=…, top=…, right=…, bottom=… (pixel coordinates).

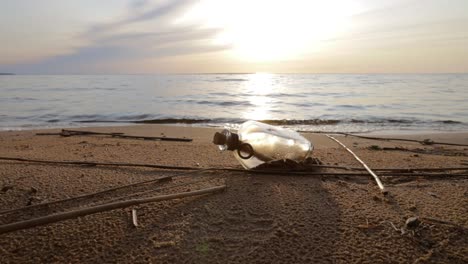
left=299, top=131, right=468, bottom=147
left=36, top=129, right=192, bottom=142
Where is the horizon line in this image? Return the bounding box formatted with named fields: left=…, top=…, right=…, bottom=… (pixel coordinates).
left=3, top=72, right=468, bottom=75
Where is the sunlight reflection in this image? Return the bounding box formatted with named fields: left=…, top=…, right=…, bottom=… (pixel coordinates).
left=244, top=73, right=274, bottom=95
left=241, top=73, right=275, bottom=120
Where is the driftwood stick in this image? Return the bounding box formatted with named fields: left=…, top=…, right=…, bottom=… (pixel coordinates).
left=110, top=134, right=192, bottom=142
left=35, top=133, right=63, bottom=136
left=422, top=217, right=468, bottom=230
left=64, top=129, right=191, bottom=142
left=36, top=131, right=124, bottom=136
left=36, top=129, right=192, bottom=142
left=380, top=173, right=468, bottom=177
left=0, top=185, right=226, bottom=235
left=0, top=174, right=175, bottom=215
left=326, top=134, right=387, bottom=194
left=62, top=129, right=124, bottom=136
left=374, top=167, right=468, bottom=172
left=0, top=156, right=197, bottom=171
left=111, top=177, right=216, bottom=202
left=1, top=157, right=467, bottom=178
left=0, top=175, right=214, bottom=217
left=3, top=155, right=468, bottom=174
left=302, top=131, right=468, bottom=147
left=131, top=209, right=138, bottom=227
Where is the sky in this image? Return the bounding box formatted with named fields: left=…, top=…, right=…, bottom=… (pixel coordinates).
left=1, top=0, right=468, bottom=74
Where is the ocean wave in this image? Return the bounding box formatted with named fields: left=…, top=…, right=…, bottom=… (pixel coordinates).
left=3, top=74, right=468, bottom=132
left=69, top=117, right=465, bottom=126
left=214, top=78, right=248, bottom=82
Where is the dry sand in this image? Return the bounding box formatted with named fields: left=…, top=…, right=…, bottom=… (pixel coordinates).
left=0, top=125, right=467, bottom=263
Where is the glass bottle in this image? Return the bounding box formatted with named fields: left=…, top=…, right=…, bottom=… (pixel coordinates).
left=213, top=121, right=313, bottom=169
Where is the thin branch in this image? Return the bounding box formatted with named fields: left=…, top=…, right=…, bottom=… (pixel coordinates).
left=36, top=129, right=193, bottom=142
left=0, top=185, right=226, bottom=235
left=0, top=156, right=197, bottom=171
left=0, top=169, right=210, bottom=216
left=131, top=209, right=138, bottom=227
left=2, top=156, right=467, bottom=174
left=1, top=156, right=467, bottom=178
left=422, top=217, right=468, bottom=230
left=110, top=134, right=192, bottom=142
left=326, top=134, right=387, bottom=194
left=62, top=129, right=124, bottom=136
left=109, top=177, right=216, bottom=202
left=300, top=131, right=468, bottom=147
left=37, top=130, right=123, bottom=136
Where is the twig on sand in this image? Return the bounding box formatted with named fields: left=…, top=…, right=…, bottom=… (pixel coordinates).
left=0, top=185, right=226, bottom=235
left=62, top=129, right=125, bottom=136
left=111, top=177, right=216, bottom=203
left=0, top=156, right=198, bottom=171
left=422, top=217, right=467, bottom=230
left=36, top=129, right=124, bottom=136
left=131, top=209, right=138, bottom=227
left=2, top=156, right=468, bottom=173
left=300, top=131, right=468, bottom=147
left=0, top=170, right=206, bottom=216
left=111, top=134, right=192, bottom=142
left=36, top=129, right=193, bottom=142
left=381, top=220, right=402, bottom=232
left=326, top=134, right=387, bottom=194
left=1, top=156, right=467, bottom=179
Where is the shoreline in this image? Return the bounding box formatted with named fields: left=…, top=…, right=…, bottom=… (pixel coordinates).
left=2, top=122, right=468, bottom=140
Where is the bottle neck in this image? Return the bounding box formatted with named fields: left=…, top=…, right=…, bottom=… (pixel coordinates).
left=213, top=130, right=240, bottom=151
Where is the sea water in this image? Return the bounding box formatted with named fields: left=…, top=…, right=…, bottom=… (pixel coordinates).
left=1, top=73, right=468, bottom=132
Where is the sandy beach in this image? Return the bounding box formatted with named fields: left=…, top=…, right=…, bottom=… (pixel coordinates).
left=0, top=125, right=467, bottom=263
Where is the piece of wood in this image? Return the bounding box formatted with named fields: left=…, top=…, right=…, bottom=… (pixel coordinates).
left=36, top=129, right=192, bottom=142
left=0, top=185, right=226, bottom=235
left=299, top=131, right=468, bottom=147
left=0, top=156, right=197, bottom=171
left=1, top=157, right=467, bottom=179
left=110, top=134, right=192, bottom=142
left=326, top=134, right=387, bottom=194
left=0, top=174, right=175, bottom=215
left=62, top=129, right=124, bottom=136
left=422, top=217, right=467, bottom=230
left=63, top=129, right=192, bottom=142
left=131, top=209, right=138, bottom=227
left=2, top=156, right=468, bottom=174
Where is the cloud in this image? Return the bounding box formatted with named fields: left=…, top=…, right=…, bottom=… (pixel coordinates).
left=129, top=0, right=150, bottom=10
left=4, top=0, right=228, bottom=74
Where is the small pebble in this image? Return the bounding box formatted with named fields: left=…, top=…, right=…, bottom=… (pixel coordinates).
left=405, top=216, right=420, bottom=229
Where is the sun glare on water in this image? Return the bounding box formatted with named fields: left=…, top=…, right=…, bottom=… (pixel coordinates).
left=242, top=73, right=276, bottom=120
left=177, top=0, right=361, bottom=62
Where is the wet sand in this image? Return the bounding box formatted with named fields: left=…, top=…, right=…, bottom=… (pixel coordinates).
left=0, top=125, right=467, bottom=263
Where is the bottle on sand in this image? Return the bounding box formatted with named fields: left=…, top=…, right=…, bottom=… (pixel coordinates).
left=213, top=121, right=313, bottom=169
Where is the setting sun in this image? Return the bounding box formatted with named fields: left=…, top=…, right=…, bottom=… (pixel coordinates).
left=177, top=0, right=362, bottom=62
